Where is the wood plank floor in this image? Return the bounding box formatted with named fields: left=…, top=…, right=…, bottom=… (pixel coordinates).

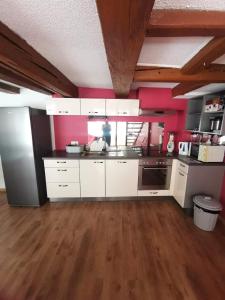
left=0, top=193, right=224, bottom=300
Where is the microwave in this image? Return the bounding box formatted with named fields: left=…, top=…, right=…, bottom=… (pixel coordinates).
left=190, top=143, right=225, bottom=162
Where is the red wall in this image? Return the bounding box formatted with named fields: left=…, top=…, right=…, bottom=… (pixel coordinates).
left=53, top=87, right=225, bottom=217
left=54, top=87, right=188, bottom=151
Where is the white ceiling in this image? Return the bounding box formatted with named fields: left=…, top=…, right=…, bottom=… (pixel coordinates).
left=138, top=37, right=213, bottom=68
left=0, top=0, right=225, bottom=96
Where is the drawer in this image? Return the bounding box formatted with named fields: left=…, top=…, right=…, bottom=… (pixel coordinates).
left=138, top=190, right=171, bottom=197
left=177, top=161, right=189, bottom=174
left=45, top=167, right=80, bottom=183
left=46, top=183, right=80, bottom=198
left=44, top=159, right=79, bottom=168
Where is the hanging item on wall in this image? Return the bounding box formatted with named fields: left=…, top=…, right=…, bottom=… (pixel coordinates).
left=167, top=132, right=175, bottom=155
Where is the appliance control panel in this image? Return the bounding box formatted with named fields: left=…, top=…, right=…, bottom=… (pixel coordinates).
left=139, top=158, right=172, bottom=166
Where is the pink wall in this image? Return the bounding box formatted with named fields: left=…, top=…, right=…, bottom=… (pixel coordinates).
left=54, top=87, right=188, bottom=151
left=53, top=87, right=225, bottom=218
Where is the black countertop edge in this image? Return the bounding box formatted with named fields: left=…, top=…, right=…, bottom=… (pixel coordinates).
left=42, top=151, right=225, bottom=166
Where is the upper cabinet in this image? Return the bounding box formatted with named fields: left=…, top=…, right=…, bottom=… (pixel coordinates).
left=106, top=99, right=139, bottom=116
left=46, top=98, right=140, bottom=116
left=80, top=99, right=106, bottom=116
left=46, top=98, right=80, bottom=115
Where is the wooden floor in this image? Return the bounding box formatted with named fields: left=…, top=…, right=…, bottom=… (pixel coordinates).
left=0, top=193, right=224, bottom=300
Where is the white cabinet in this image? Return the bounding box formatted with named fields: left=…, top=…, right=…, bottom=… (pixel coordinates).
left=106, top=159, right=139, bottom=197
left=80, top=160, right=105, bottom=197
left=172, top=160, right=188, bottom=208
left=106, top=99, right=139, bottom=116
left=46, top=99, right=80, bottom=115
left=46, top=183, right=80, bottom=198
left=80, top=98, right=106, bottom=116
left=44, top=159, right=80, bottom=198
left=173, top=168, right=188, bottom=207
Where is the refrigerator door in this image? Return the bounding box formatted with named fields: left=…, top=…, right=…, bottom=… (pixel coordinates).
left=0, top=107, right=39, bottom=206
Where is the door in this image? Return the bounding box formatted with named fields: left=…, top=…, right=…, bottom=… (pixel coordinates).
left=106, top=99, right=139, bottom=116
left=106, top=160, right=138, bottom=197
left=46, top=99, right=81, bottom=115
left=80, top=99, right=106, bottom=116
left=80, top=160, right=105, bottom=197
left=174, top=169, right=188, bottom=207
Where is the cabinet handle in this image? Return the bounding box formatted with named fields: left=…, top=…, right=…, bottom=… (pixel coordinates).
left=57, top=169, right=67, bottom=172
left=117, top=161, right=127, bottom=163
left=149, top=191, right=158, bottom=195
left=179, top=172, right=185, bottom=177
left=180, top=163, right=185, bottom=168
left=57, top=161, right=66, bottom=164
left=94, top=161, right=103, bottom=163
left=58, top=184, right=68, bottom=187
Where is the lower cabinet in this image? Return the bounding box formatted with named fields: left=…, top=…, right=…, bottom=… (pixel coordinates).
left=46, top=183, right=80, bottom=198
left=106, top=159, right=139, bottom=197
left=173, top=168, right=188, bottom=207
left=44, top=159, right=80, bottom=198
left=172, top=159, right=225, bottom=208
left=80, top=160, right=105, bottom=197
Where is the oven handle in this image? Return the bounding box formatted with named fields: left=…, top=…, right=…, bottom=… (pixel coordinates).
left=142, top=167, right=168, bottom=170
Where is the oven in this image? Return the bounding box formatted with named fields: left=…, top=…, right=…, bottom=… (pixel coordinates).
left=138, top=158, right=172, bottom=190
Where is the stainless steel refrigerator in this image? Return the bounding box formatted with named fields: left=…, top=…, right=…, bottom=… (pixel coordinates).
left=0, top=107, right=52, bottom=206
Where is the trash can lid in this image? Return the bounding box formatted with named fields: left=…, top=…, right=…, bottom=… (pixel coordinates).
left=193, top=195, right=222, bottom=211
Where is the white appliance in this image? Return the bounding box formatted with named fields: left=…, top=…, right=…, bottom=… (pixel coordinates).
left=178, top=142, right=191, bottom=156
left=198, top=145, right=225, bottom=162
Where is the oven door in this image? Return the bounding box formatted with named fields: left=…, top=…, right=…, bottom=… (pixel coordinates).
left=138, top=165, right=171, bottom=190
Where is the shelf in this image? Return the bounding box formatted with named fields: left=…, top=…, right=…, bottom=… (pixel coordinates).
left=203, top=111, right=224, bottom=114
left=186, top=130, right=222, bottom=135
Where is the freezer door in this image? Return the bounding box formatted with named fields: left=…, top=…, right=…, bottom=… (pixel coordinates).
left=0, top=107, right=39, bottom=206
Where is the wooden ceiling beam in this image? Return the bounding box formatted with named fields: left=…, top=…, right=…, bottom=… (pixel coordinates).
left=0, top=21, right=78, bottom=97
left=0, top=64, right=52, bottom=95
left=134, top=67, right=225, bottom=83
left=0, top=81, right=20, bottom=94
left=147, top=10, right=225, bottom=37
left=172, top=83, right=208, bottom=97
left=96, top=0, right=155, bottom=98
left=181, top=37, right=225, bottom=74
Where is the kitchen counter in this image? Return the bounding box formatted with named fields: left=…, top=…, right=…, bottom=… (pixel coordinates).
left=43, top=150, right=225, bottom=166
left=43, top=150, right=140, bottom=160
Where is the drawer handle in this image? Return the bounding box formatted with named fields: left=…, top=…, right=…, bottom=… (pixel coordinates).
left=150, top=192, right=158, bottom=195
left=57, top=161, right=66, bottom=164
left=180, top=163, right=185, bottom=168
left=58, top=184, right=68, bottom=187
left=117, top=161, right=127, bottom=163
left=57, top=169, right=67, bottom=172
left=179, top=172, right=185, bottom=177
left=94, top=161, right=103, bottom=163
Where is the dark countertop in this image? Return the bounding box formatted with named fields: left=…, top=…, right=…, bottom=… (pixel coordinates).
left=42, top=150, right=225, bottom=166
left=43, top=150, right=140, bottom=160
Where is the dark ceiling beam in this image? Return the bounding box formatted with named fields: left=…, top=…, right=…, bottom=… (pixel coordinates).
left=0, top=81, right=20, bottom=94
left=181, top=37, right=225, bottom=74
left=96, top=0, right=155, bottom=98
left=172, top=82, right=208, bottom=97
left=134, top=67, right=225, bottom=83
left=0, top=64, right=52, bottom=95
left=0, top=21, right=78, bottom=97
left=147, top=10, right=225, bottom=37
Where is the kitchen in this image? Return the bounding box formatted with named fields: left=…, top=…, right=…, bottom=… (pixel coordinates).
left=0, top=1, right=225, bottom=300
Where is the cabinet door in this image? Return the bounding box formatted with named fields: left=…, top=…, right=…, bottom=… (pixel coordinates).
left=173, top=169, right=188, bottom=207
left=106, top=99, right=139, bottom=116
left=46, top=183, right=80, bottom=198
left=46, top=99, right=80, bottom=115
left=80, top=99, right=106, bottom=115
left=80, top=160, right=105, bottom=197
left=106, top=160, right=138, bottom=197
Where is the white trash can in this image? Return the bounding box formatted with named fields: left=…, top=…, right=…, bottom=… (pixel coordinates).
left=193, top=195, right=222, bottom=231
